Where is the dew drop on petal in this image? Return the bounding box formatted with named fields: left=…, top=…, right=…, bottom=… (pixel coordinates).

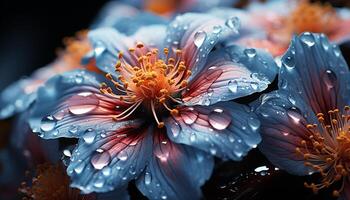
left=117, top=150, right=128, bottom=161
left=322, top=69, right=337, bottom=89
left=228, top=80, right=238, bottom=93
left=208, top=108, right=231, bottom=130
left=144, top=172, right=152, bottom=185
left=213, top=25, right=222, bottom=34
left=53, top=110, right=65, bottom=120
left=91, top=150, right=111, bottom=170
left=181, top=110, right=198, bottom=125
left=75, top=74, right=84, bottom=84
left=283, top=56, right=295, bottom=70
left=248, top=118, right=260, bottom=131
left=287, top=107, right=302, bottom=124
left=94, top=44, right=106, bottom=58
left=244, top=48, right=256, bottom=58
left=194, top=31, right=207, bottom=48
left=83, top=128, right=96, bottom=144
left=300, top=32, right=315, bottom=47
left=68, top=93, right=99, bottom=115
left=63, top=149, right=72, bottom=157
left=190, top=133, right=196, bottom=142
left=40, top=115, right=57, bottom=132
left=68, top=125, right=78, bottom=134
left=94, top=179, right=105, bottom=188
left=225, top=16, right=240, bottom=32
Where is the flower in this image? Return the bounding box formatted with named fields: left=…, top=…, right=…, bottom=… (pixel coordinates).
left=228, top=0, right=350, bottom=57
left=255, top=32, right=350, bottom=199
left=28, top=12, right=277, bottom=199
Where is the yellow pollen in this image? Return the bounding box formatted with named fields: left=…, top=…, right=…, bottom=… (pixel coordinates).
left=100, top=43, right=191, bottom=128
left=296, top=106, right=350, bottom=196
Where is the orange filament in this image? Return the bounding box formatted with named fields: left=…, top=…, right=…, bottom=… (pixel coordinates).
left=100, top=42, right=191, bottom=128
left=296, top=106, right=350, bottom=197
left=19, top=163, right=95, bottom=200
left=287, top=1, right=338, bottom=35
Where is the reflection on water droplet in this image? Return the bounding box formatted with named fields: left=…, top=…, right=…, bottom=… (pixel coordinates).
left=300, top=32, right=315, bottom=47
left=225, top=16, right=240, bottom=32
left=190, top=133, right=196, bottom=142
left=69, top=125, right=78, bottom=134
left=250, top=82, right=258, bottom=90
left=248, top=118, right=260, bottom=131
left=74, top=163, right=85, bottom=174
left=171, top=122, right=180, bottom=138
left=181, top=110, right=198, bottom=125
left=323, top=69, right=337, bottom=89
left=287, top=107, right=302, bottom=124
left=94, top=45, right=106, bottom=58
left=91, top=150, right=111, bottom=170
left=117, top=150, right=128, bottom=161
left=94, top=179, right=104, bottom=188
left=228, top=80, right=238, bottom=93
left=102, top=166, right=111, bottom=176
left=83, top=129, right=96, bottom=144
left=68, top=93, right=99, bottom=115
left=63, top=149, right=71, bottom=157
left=40, top=115, right=57, bottom=132
left=194, top=31, right=207, bottom=48
left=75, top=74, right=84, bottom=84
left=244, top=48, right=256, bottom=58
left=144, top=172, right=152, bottom=185
left=209, top=109, right=231, bottom=130
left=254, top=166, right=269, bottom=172
left=283, top=56, right=295, bottom=70
left=213, top=25, right=222, bottom=34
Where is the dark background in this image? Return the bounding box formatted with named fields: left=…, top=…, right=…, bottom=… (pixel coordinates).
left=1, top=0, right=350, bottom=199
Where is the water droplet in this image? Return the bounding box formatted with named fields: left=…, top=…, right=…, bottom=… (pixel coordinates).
left=171, top=122, right=180, bottom=138
left=213, top=25, right=222, bottom=33
left=287, top=107, right=302, bottom=124
left=40, top=115, right=57, bottom=132
left=228, top=80, right=238, bottom=93
left=210, top=148, right=217, bottom=155
left=53, top=110, right=65, bottom=120
left=190, top=133, right=196, bottom=142
left=63, top=149, right=71, bottom=157
left=69, top=125, right=78, bottom=134
left=94, top=179, right=105, bottom=188
left=194, top=31, right=207, bottom=48
left=244, top=48, right=256, bottom=58
left=74, top=162, right=85, bottom=174
left=181, top=111, right=198, bottom=125
left=83, top=129, right=96, bottom=144
left=288, top=96, right=296, bottom=105
left=333, top=45, right=341, bottom=57
left=228, top=135, right=235, bottom=143
left=248, top=118, right=260, bottom=131
left=102, top=166, right=111, bottom=176
left=117, top=150, right=128, bottom=161
left=323, top=69, right=337, bottom=89
left=94, top=44, right=106, bottom=58
left=160, top=191, right=168, bottom=200
left=129, top=165, right=136, bottom=175
left=300, top=32, right=315, bottom=47
left=144, top=172, right=152, bottom=185
left=283, top=56, right=295, bottom=70
left=68, top=93, right=99, bottom=115
left=75, top=74, right=84, bottom=84
left=208, top=109, right=231, bottom=130
left=254, top=166, right=269, bottom=172
left=225, top=16, right=240, bottom=32
left=91, top=150, right=111, bottom=170
left=250, top=82, right=258, bottom=90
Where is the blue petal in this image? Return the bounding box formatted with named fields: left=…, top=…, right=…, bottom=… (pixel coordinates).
left=165, top=101, right=261, bottom=160
left=67, top=125, right=152, bottom=193
left=88, top=28, right=136, bottom=75
left=279, top=33, right=350, bottom=114
left=0, top=78, right=36, bottom=119
left=92, top=2, right=168, bottom=35
left=165, top=13, right=241, bottom=81
left=136, top=130, right=214, bottom=200
left=254, top=90, right=318, bottom=175
left=131, top=25, right=167, bottom=49
left=182, top=44, right=277, bottom=106
left=28, top=69, right=134, bottom=139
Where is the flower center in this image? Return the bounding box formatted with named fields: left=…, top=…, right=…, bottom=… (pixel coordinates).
left=287, top=1, right=338, bottom=34
left=100, top=42, right=191, bottom=128
left=296, top=106, right=350, bottom=197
